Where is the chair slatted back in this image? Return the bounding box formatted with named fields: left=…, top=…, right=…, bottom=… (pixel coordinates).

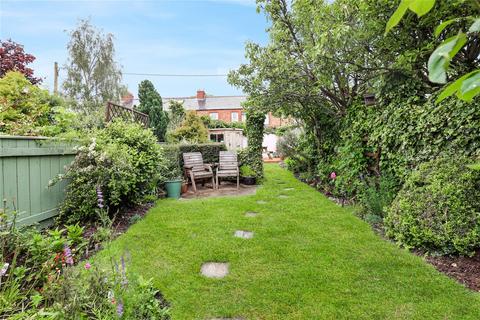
left=219, top=151, right=238, bottom=171
left=183, top=152, right=205, bottom=172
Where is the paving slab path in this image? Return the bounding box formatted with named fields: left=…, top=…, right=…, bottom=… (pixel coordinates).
left=100, top=164, right=480, bottom=319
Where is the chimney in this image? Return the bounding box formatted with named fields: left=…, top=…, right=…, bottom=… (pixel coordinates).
left=196, top=89, right=206, bottom=101
left=121, top=92, right=134, bottom=109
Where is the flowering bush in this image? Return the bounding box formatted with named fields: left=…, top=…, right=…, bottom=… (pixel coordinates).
left=56, top=120, right=166, bottom=224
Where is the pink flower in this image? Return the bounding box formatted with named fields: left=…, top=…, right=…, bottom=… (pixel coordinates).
left=330, top=172, right=337, bottom=180
left=84, top=262, right=91, bottom=270
left=63, top=245, right=74, bottom=266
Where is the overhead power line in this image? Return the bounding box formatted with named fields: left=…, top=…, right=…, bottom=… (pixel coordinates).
left=123, top=72, right=229, bottom=77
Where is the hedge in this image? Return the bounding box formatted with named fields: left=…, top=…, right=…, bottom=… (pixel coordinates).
left=161, top=143, right=228, bottom=168
left=384, top=157, right=480, bottom=256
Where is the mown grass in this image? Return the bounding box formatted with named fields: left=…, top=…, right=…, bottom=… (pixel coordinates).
left=98, top=164, right=480, bottom=319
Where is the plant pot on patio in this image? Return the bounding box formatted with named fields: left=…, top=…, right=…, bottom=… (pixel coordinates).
left=165, top=179, right=182, bottom=199
left=181, top=181, right=188, bottom=194
left=164, top=153, right=183, bottom=199
left=240, top=165, right=257, bottom=185
left=242, top=176, right=256, bottom=185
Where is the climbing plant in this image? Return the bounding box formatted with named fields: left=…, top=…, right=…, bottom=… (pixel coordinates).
left=244, top=110, right=265, bottom=179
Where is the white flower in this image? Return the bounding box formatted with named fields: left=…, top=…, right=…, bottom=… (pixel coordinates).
left=88, top=138, right=97, bottom=152
left=0, top=262, right=9, bottom=277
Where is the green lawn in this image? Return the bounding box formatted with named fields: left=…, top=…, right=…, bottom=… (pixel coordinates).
left=99, top=164, right=480, bottom=319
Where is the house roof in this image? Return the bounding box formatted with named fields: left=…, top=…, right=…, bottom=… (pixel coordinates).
left=163, top=95, right=247, bottom=111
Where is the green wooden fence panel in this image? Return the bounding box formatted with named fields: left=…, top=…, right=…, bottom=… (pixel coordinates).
left=0, top=136, right=77, bottom=226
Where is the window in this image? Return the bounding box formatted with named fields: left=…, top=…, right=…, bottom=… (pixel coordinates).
left=241, top=112, right=246, bottom=122
left=264, top=114, right=270, bottom=125
left=210, top=133, right=224, bottom=143
left=209, top=112, right=218, bottom=120
left=231, top=112, right=239, bottom=122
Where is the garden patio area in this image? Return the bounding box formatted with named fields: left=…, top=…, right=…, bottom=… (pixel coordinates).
left=99, top=164, right=480, bottom=319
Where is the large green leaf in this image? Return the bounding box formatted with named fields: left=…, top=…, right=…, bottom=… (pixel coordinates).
left=409, top=0, right=436, bottom=17
left=428, top=33, right=467, bottom=83
left=469, top=18, right=480, bottom=33
left=434, top=18, right=460, bottom=37
left=459, top=71, right=480, bottom=101
left=385, top=0, right=412, bottom=34
left=436, top=71, right=479, bottom=103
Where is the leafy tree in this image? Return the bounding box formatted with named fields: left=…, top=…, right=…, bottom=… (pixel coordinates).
left=168, top=111, right=208, bottom=143
left=0, top=71, right=76, bottom=136
left=229, top=0, right=473, bottom=163
left=167, top=100, right=186, bottom=130
left=387, top=0, right=480, bottom=102
left=0, top=39, right=42, bottom=84
left=137, top=80, right=169, bottom=141
left=63, top=19, right=125, bottom=115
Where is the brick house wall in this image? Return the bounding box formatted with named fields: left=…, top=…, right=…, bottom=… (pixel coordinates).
left=196, top=109, right=244, bottom=123
left=163, top=90, right=291, bottom=128
left=196, top=109, right=288, bottom=128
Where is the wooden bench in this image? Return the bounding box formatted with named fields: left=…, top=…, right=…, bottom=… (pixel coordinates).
left=182, top=152, right=215, bottom=193
left=216, top=151, right=239, bottom=189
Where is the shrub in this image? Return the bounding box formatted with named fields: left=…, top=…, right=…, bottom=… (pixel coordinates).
left=356, top=174, right=399, bottom=219
left=276, top=129, right=299, bottom=159
left=0, top=71, right=73, bottom=136
left=168, top=111, right=208, bottom=143
left=162, top=145, right=183, bottom=181
left=240, top=165, right=255, bottom=177
left=56, top=121, right=165, bottom=224
left=384, top=157, right=480, bottom=256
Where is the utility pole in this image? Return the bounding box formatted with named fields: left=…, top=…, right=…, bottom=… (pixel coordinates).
left=53, top=62, right=59, bottom=95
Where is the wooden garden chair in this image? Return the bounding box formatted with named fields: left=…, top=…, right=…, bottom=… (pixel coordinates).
left=216, top=151, right=239, bottom=190
left=182, top=152, right=215, bottom=193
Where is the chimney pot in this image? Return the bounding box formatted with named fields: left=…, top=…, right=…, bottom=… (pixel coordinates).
left=196, top=90, right=206, bottom=100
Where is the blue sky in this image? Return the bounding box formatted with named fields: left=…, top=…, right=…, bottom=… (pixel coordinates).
left=0, top=0, right=269, bottom=98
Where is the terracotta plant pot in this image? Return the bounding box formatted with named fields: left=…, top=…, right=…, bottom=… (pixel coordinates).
left=181, top=182, right=188, bottom=194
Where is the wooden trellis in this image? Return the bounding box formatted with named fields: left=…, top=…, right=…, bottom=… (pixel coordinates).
left=105, top=102, right=149, bottom=128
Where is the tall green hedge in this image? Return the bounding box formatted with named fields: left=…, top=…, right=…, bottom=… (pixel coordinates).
left=244, top=111, right=265, bottom=179
left=161, top=143, right=227, bottom=168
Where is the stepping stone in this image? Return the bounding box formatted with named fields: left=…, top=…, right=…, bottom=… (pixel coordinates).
left=257, top=200, right=267, bottom=204
left=245, top=211, right=258, bottom=217
left=234, top=230, right=254, bottom=239
left=278, top=195, right=289, bottom=199
left=200, top=262, right=229, bottom=279
left=284, top=188, right=294, bottom=191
